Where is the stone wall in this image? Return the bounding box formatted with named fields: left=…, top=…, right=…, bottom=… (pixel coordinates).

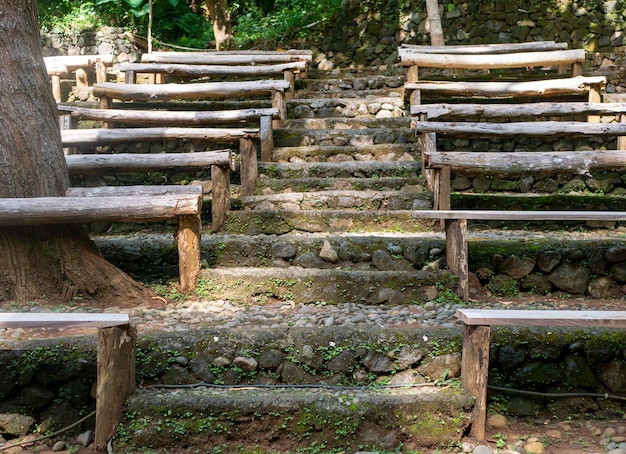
left=41, top=27, right=139, bottom=63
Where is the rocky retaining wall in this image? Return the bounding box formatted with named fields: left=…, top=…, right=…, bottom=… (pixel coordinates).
left=0, top=327, right=625, bottom=441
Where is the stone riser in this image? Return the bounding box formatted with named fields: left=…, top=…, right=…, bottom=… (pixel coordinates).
left=270, top=143, right=418, bottom=163
left=255, top=176, right=424, bottom=193
left=273, top=127, right=416, bottom=148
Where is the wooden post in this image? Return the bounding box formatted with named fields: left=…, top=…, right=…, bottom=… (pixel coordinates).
left=434, top=166, right=451, bottom=211
left=272, top=90, right=286, bottom=128
left=260, top=115, right=274, bottom=162
left=419, top=129, right=437, bottom=192
left=211, top=164, right=230, bottom=233
left=588, top=83, right=602, bottom=123
left=619, top=113, right=626, bottom=151
left=124, top=70, right=137, bottom=84
left=240, top=138, right=258, bottom=197
left=51, top=75, right=62, bottom=103
left=95, top=61, right=107, bottom=84
left=95, top=324, right=136, bottom=452
left=284, top=70, right=295, bottom=100
left=445, top=218, right=469, bottom=300
left=75, top=68, right=89, bottom=89
left=176, top=212, right=202, bottom=293
left=461, top=324, right=491, bottom=441
left=60, top=114, right=78, bottom=156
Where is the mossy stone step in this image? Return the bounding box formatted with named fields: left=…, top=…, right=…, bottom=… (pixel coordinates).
left=273, top=127, right=417, bottom=148
left=283, top=116, right=412, bottom=129
left=270, top=143, right=418, bottom=163
left=239, top=189, right=431, bottom=211
left=255, top=176, right=424, bottom=194
left=199, top=266, right=452, bottom=305
left=259, top=159, right=421, bottom=179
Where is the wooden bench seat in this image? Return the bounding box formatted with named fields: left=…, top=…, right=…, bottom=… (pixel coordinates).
left=411, top=209, right=626, bottom=301
left=119, top=61, right=307, bottom=98
left=0, top=312, right=135, bottom=452
left=92, top=80, right=290, bottom=128
left=44, top=55, right=114, bottom=102
left=0, top=185, right=203, bottom=292
left=57, top=105, right=278, bottom=160
left=65, top=151, right=233, bottom=232
left=141, top=49, right=313, bottom=66
left=455, top=308, right=626, bottom=441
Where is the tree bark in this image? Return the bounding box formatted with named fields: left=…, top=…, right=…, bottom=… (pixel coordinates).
left=0, top=0, right=150, bottom=306
left=425, top=0, right=444, bottom=46
left=204, top=0, right=235, bottom=50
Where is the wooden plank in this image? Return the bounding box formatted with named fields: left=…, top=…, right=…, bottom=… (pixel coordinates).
left=141, top=52, right=308, bottom=65
left=414, top=120, right=626, bottom=137
left=399, top=48, right=585, bottom=69
left=411, top=102, right=626, bottom=119
left=95, top=324, right=136, bottom=452
left=61, top=127, right=258, bottom=146
left=176, top=213, right=202, bottom=294
left=0, top=195, right=200, bottom=226
left=456, top=309, right=626, bottom=327
left=260, top=115, right=274, bottom=162
left=240, top=137, right=258, bottom=198
left=424, top=150, right=626, bottom=176
left=0, top=313, right=129, bottom=329
left=405, top=76, right=606, bottom=97
left=119, top=61, right=306, bottom=76
left=399, top=42, right=568, bottom=54
left=460, top=324, right=491, bottom=441
left=66, top=150, right=232, bottom=175
left=92, top=80, right=291, bottom=101
left=445, top=218, right=468, bottom=300
left=211, top=164, right=230, bottom=233
left=44, top=55, right=114, bottom=70
left=412, top=210, right=626, bottom=222
left=67, top=185, right=203, bottom=198
left=57, top=106, right=280, bottom=126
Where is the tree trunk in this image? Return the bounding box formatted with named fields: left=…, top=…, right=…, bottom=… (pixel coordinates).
left=0, top=0, right=150, bottom=306
left=425, top=0, right=444, bottom=46
left=205, top=0, right=235, bottom=50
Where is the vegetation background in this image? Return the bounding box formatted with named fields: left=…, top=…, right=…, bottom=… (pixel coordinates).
left=37, top=0, right=347, bottom=50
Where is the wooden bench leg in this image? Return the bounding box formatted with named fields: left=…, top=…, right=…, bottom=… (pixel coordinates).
left=272, top=90, right=286, bottom=129
left=176, top=213, right=202, bottom=293
left=284, top=70, right=295, bottom=100
left=445, top=218, right=469, bottom=300
left=95, top=324, right=136, bottom=452
left=211, top=164, right=230, bottom=233
left=95, top=61, right=107, bottom=85
left=461, top=324, right=491, bottom=442
left=240, top=138, right=258, bottom=198
left=51, top=74, right=62, bottom=103
left=260, top=115, right=274, bottom=162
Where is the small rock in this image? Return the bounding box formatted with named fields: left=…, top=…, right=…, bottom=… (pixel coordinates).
left=52, top=441, right=66, bottom=451
left=77, top=429, right=94, bottom=447
left=319, top=240, right=339, bottom=263
left=524, top=440, right=544, bottom=453
left=462, top=441, right=475, bottom=452
left=473, top=445, right=493, bottom=454
left=488, top=413, right=508, bottom=429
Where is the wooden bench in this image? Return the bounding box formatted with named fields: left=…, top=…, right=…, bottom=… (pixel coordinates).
left=455, top=308, right=626, bottom=441
left=119, top=61, right=307, bottom=99
left=92, top=79, right=291, bottom=128
left=411, top=209, right=626, bottom=301
left=57, top=105, right=279, bottom=161
left=65, top=150, right=233, bottom=232
left=0, top=313, right=135, bottom=452
left=399, top=42, right=586, bottom=108
left=44, top=55, right=114, bottom=102
left=60, top=128, right=259, bottom=198
left=413, top=97, right=625, bottom=211
left=0, top=185, right=203, bottom=292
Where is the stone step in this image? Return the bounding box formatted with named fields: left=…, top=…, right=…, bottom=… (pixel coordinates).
left=258, top=159, right=421, bottom=178
left=298, top=74, right=406, bottom=91
left=224, top=209, right=433, bottom=235
left=239, top=189, right=431, bottom=211
left=199, top=266, right=450, bottom=304
left=270, top=143, right=418, bottom=163
left=255, top=176, right=424, bottom=193
left=284, top=116, right=412, bottom=130
left=288, top=96, right=406, bottom=119
left=293, top=88, right=404, bottom=100
left=273, top=127, right=416, bottom=148
left=115, top=325, right=471, bottom=453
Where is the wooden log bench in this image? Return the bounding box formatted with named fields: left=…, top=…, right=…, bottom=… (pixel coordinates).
left=92, top=79, right=291, bottom=128
left=65, top=150, right=233, bottom=232
left=455, top=308, right=626, bottom=441
left=0, top=185, right=203, bottom=292
left=57, top=105, right=279, bottom=161
left=119, top=61, right=307, bottom=99
left=0, top=313, right=135, bottom=452
left=399, top=43, right=587, bottom=108
left=413, top=98, right=625, bottom=211
left=60, top=128, right=259, bottom=198
left=44, top=55, right=114, bottom=102
left=411, top=209, right=626, bottom=301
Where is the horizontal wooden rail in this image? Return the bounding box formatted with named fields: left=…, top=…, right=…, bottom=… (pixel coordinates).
left=0, top=312, right=130, bottom=329
left=65, top=149, right=234, bottom=174
left=411, top=102, right=626, bottom=119
left=405, top=76, right=606, bottom=97
left=141, top=50, right=312, bottom=65
left=456, top=309, right=626, bottom=327
left=61, top=127, right=259, bottom=146
left=424, top=150, right=626, bottom=176
left=411, top=209, right=626, bottom=222
left=399, top=41, right=568, bottom=54
left=67, top=185, right=204, bottom=197
left=399, top=48, right=585, bottom=69
left=44, top=54, right=114, bottom=70
left=414, top=120, right=626, bottom=136
left=120, top=61, right=307, bottom=76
